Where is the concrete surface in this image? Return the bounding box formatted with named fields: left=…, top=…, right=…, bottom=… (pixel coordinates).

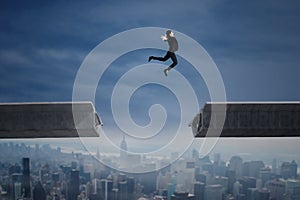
left=0, top=102, right=102, bottom=138
left=191, top=102, right=300, bottom=137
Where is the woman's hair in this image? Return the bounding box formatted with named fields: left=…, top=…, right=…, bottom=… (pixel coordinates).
left=166, top=30, right=172, bottom=36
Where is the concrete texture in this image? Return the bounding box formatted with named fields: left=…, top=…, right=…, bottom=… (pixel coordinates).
left=0, top=102, right=102, bottom=138
left=191, top=102, right=300, bottom=137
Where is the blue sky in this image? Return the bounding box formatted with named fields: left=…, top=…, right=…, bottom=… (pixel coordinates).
left=1, top=0, right=300, bottom=159
left=1, top=0, right=299, bottom=102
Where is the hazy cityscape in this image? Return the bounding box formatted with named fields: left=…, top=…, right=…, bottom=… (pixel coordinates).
left=0, top=138, right=299, bottom=200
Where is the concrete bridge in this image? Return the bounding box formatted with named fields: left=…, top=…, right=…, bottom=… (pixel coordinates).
left=0, top=102, right=102, bottom=138
left=1, top=101, right=299, bottom=138
left=190, top=102, right=300, bottom=137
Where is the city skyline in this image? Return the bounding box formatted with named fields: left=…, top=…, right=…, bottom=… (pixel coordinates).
left=0, top=141, right=299, bottom=200
left=0, top=139, right=299, bottom=171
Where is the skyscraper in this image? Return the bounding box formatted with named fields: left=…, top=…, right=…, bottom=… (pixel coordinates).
left=213, top=153, right=221, bottom=165
left=228, top=156, right=243, bottom=179
left=14, top=182, right=22, bottom=200
left=100, top=179, right=106, bottom=199
left=118, top=181, right=128, bottom=200
left=285, top=179, right=300, bottom=200
left=290, top=160, right=298, bottom=178
left=233, top=181, right=241, bottom=198
left=259, top=168, right=272, bottom=187
left=280, top=161, right=298, bottom=179
left=33, top=181, right=46, bottom=200
left=265, top=178, right=286, bottom=200
left=10, top=173, right=22, bottom=200
left=22, top=157, right=31, bottom=198
left=127, top=177, right=135, bottom=200
left=239, top=176, right=256, bottom=195
left=226, top=170, right=236, bottom=195
left=246, top=188, right=258, bottom=200
left=120, top=136, right=127, bottom=154
left=68, top=170, right=80, bottom=200
left=194, top=182, right=205, bottom=200
left=168, top=182, right=176, bottom=200
left=204, top=185, right=222, bottom=200
left=249, top=161, right=265, bottom=178
left=272, top=159, right=277, bottom=174
left=258, top=188, right=270, bottom=200
left=100, top=179, right=113, bottom=200
left=195, top=173, right=206, bottom=184
left=107, top=179, right=113, bottom=200
left=120, top=136, right=128, bottom=168
left=214, top=176, right=229, bottom=195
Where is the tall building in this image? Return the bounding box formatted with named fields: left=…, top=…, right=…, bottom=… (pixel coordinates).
left=228, top=156, right=243, bottom=179
left=120, top=136, right=128, bottom=168
left=118, top=181, right=128, bottom=200
left=159, top=189, right=168, bottom=199
left=226, top=170, right=236, bottom=195
left=68, top=170, right=80, bottom=200
left=272, top=159, right=277, bottom=174
left=285, top=179, right=300, bottom=200
left=33, top=181, right=46, bottom=200
left=204, top=185, right=222, bottom=200
left=137, top=171, right=158, bottom=195
left=22, top=157, right=31, bottom=198
left=10, top=173, right=22, bottom=200
left=214, top=176, right=228, bottom=195
left=100, top=179, right=106, bottom=199
left=249, top=161, right=265, bottom=178
left=100, top=179, right=113, bottom=200
left=14, top=182, right=22, bottom=200
left=265, top=178, right=286, bottom=200
left=168, top=182, right=176, bottom=200
left=112, top=188, right=118, bottom=200
left=194, top=182, right=205, bottom=200
left=127, top=177, right=135, bottom=200
left=215, top=161, right=227, bottom=177
left=258, top=188, right=270, bottom=200
left=233, top=181, right=241, bottom=198
left=213, top=153, right=221, bottom=165
left=239, top=176, right=256, bottom=195
left=107, top=179, right=114, bottom=200
left=91, top=178, right=101, bottom=196
left=202, top=163, right=214, bottom=176
left=176, top=170, right=194, bottom=193
left=157, top=171, right=169, bottom=191
left=195, top=173, right=207, bottom=184
left=290, top=160, right=298, bottom=178
left=242, top=162, right=250, bottom=177
left=246, top=188, right=258, bottom=200
left=281, top=162, right=292, bottom=179
left=120, top=136, right=127, bottom=154
left=259, top=168, right=272, bottom=187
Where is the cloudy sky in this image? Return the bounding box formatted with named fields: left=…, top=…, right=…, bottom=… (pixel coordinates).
left=1, top=0, right=300, bottom=160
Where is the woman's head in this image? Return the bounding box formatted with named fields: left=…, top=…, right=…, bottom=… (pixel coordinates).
left=166, top=30, right=174, bottom=37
